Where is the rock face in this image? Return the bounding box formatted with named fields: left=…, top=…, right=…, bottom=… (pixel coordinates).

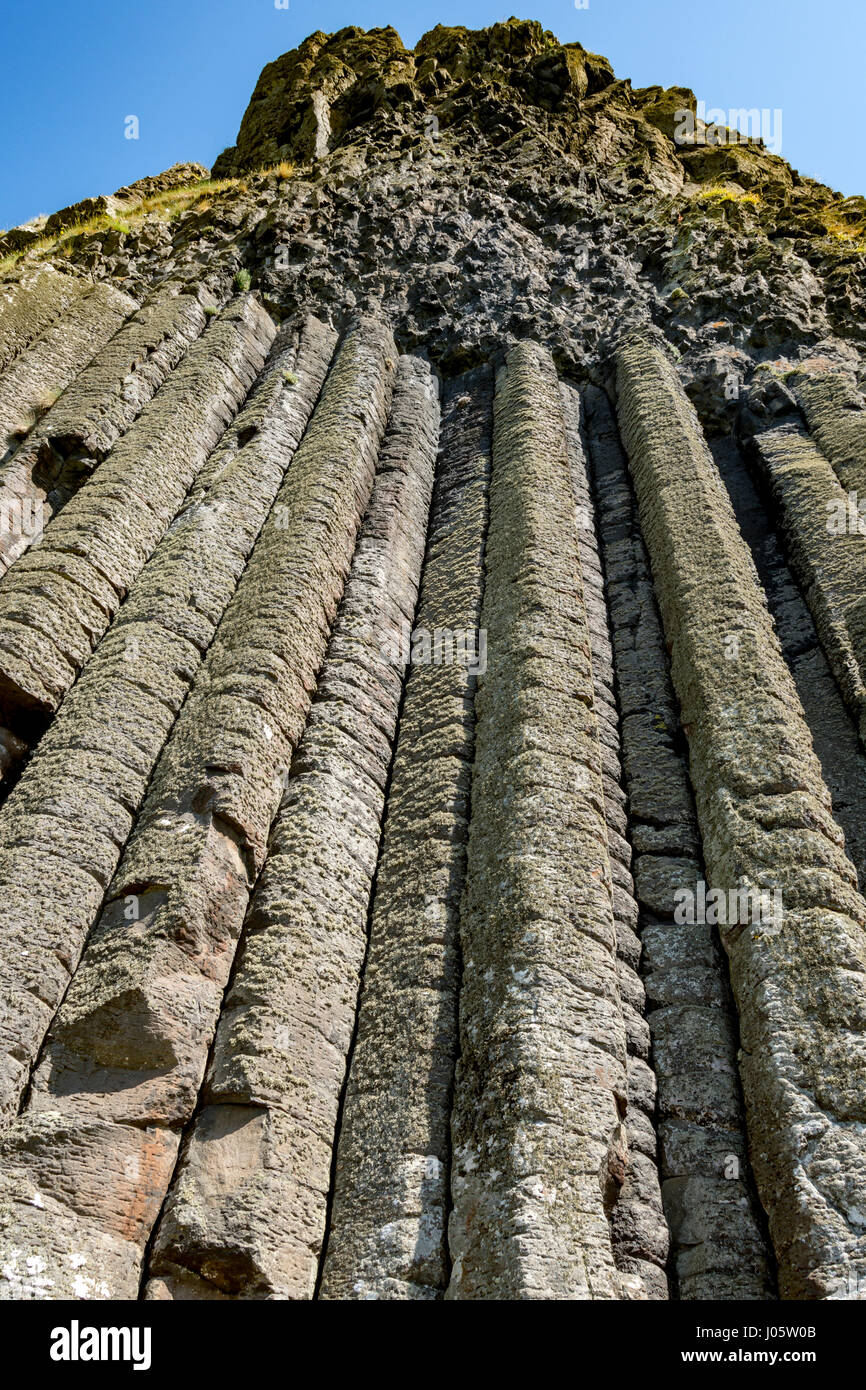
left=0, top=18, right=865, bottom=1301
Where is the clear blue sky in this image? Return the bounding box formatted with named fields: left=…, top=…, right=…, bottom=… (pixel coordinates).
left=1, top=0, right=862, bottom=230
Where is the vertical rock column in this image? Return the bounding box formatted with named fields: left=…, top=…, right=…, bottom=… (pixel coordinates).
left=0, top=266, right=83, bottom=376
left=0, top=280, right=217, bottom=574
left=715, top=428, right=866, bottom=890
left=616, top=338, right=866, bottom=1300
left=751, top=424, right=866, bottom=749
left=445, top=343, right=627, bottom=1301
left=791, top=369, right=866, bottom=499
left=0, top=318, right=394, bottom=1301
left=0, top=314, right=335, bottom=1118
left=0, top=282, right=138, bottom=460
left=320, top=366, right=492, bottom=1301
left=560, top=381, right=669, bottom=1301
left=144, top=353, right=438, bottom=1301
left=0, top=293, right=274, bottom=740
left=585, top=383, right=772, bottom=1300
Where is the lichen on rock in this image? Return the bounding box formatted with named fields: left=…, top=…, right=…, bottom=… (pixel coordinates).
left=0, top=18, right=864, bottom=1304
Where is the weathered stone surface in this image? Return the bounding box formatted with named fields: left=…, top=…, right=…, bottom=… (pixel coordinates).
left=790, top=369, right=866, bottom=499
left=42, top=197, right=133, bottom=238
left=560, top=379, right=670, bottom=1302
left=8, top=22, right=862, bottom=381
left=0, top=282, right=137, bottom=461
left=113, top=162, right=211, bottom=203
left=0, top=314, right=335, bottom=1117
left=6, top=318, right=392, bottom=1297
left=445, top=342, right=625, bottom=1300
left=213, top=23, right=613, bottom=178
left=0, top=293, right=272, bottom=737
left=0, top=17, right=864, bottom=1304
left=585, top=384, right=772, bottom=1300
left=713, top=430, right=866, bottom=898
left=0, top=280, right=217, bottom=574
left=0, top=1115, right=177, bottom=1300
left=0, top=265, right=82, bottom=375
left=320, top=366, right=491, bottom=1301
left=753, top=424, right=866, bottom=750
left=616, top=338, right=866, bottom=1300
left=145, top=353, right=437, bottom=1300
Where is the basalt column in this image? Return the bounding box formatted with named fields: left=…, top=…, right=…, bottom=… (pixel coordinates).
left=790, top=370, right=866, bottom=501
left=320, top=365, right=492, bottom=1301
left=0, top=282, right=137, bottom=461
left=751, top=423, right=866, bottom=752
left=584, top=383, right=772, bottom=1300
left=616, top=338, right=866, bottom=1300
left=560, top=380, right=669, bottom=1302
left=0, top=317, right=393, bottom=1300
left=724, top=422, right=866, bottom=889
left=0, top=293, right=273, bottom=742
left=0, top=279, right=217, bottom=572
left=145, top=353, right=438, bottom=1300
left=0, top=314, right=335, bottom=1117
left=0, top=266, right=83, bottom=376
left=446, top=342, right=627, bottom=1301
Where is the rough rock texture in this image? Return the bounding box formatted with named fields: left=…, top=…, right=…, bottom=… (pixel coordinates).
left=754, top=425, right=866, bottom=745
left=0, top=282, right=137, bottom=460
left=0, top=266, right=83, bottom=373
left=0, top=280, right=217, bottom=574
left=790, top=370, right=866, bottom=499
left=146, top=352, right=436, bottom=1300
left=561, top=381, right=669, bottom=1302
left=617, top=341, right=866, bottom=1300
left=0, top=294, right=272, bottom=740
left=585, top=385, right=772, bottom=1300
left=445, top=342, right=626, bottom=1300
left=0, top=18, right=865, bottom=1302
left=0, top=313, right=332, bottom=1117
left=0, top=318, right=392, bottom=1299
left=321, top=367, right=489, bottom=1300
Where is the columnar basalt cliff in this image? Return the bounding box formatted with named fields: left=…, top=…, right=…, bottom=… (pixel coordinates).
left=0, top=18, right=864, bottom=1301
